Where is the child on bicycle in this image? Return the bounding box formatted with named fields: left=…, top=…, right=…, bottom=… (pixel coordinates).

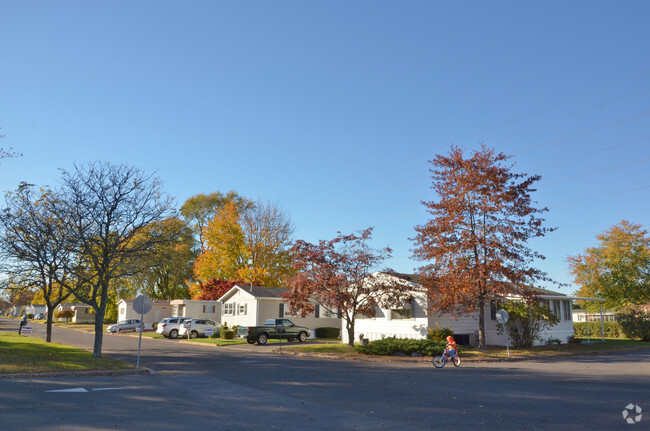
left=445, top=335, right=457, bottom=359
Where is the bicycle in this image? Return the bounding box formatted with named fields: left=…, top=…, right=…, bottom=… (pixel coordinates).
left=432, top=350, right=461, bottom=368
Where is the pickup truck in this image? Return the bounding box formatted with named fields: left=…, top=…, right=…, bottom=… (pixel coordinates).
left=239, top=319, right=311, bottom=345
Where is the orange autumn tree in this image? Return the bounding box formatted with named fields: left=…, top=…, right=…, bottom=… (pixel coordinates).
left=192, top=200, right=294, bottom=289
left=412, top=145, right=555, bottom=349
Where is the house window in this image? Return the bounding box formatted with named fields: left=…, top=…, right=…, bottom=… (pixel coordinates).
left=238, top=304, right=247, bottom=315
left=321, top=307, right=336, bottom=318
left=223, top=303, right=234, bottom=316
left=203, top=304, right=216, bottom=314
left=389, top=309, right=412, bottom=320
left=490, top=300, right=501, bottom=320
left=563, top=301, right=571, bottom=321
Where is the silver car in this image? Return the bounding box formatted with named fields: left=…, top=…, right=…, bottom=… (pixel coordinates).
left=179, top=318, right=220, bottom=339
left=106, top=319, right=143, bottom=333
left=156, top=316, right=193, bottom=339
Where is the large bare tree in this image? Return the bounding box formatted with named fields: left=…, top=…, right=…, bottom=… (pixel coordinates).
left=0, top=183, right=72, bottom=341
left=53, top=162, right=175, bottom=358
left=412, top=145, right=554, bottom=349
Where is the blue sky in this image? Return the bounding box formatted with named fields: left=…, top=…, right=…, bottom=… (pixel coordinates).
left=1, top=2, right=649, bottom=295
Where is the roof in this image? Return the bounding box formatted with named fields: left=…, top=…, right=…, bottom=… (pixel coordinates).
left=219, top=285, right=290, bottom=302
left=118, top=298, right=171, bottom=305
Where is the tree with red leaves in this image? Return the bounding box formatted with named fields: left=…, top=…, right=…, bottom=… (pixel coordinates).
left=189, top=278, right=244, bottom=301
left=412, top=145, right=554, bottom=349
left=284, top=228, right=412, bottom=346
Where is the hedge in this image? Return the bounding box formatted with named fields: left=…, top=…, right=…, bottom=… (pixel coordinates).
left=315, top=327, right=340, bottom=339
left=573, top=322, right=623, bottom=338
left=356, top=337, right=450, bottom=356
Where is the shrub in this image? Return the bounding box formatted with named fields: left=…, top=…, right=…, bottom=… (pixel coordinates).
left=55, top=309, right=75, bottom=323
left=497, top=301, right=559, bottom=348
left=220, top=329, right=234, bottom=339
left=315, top=327, right=340, bottom=339
left=27, top=314, right=34, bottom=319
left=573, top=322, right=623, bottom=338
left=427, top=323, right=453, bottom=342
left=618, top=308, right=650, bottom=341
left=356, top=337, right=449, bottom=356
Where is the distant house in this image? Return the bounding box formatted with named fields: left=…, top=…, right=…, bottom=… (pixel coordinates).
left=25, top=304, right=46, bottom=316
left=218, top=285, right=340, bottom=334
left=345, top=272, right=579, bottom=346
left=117, top=299, right=173, bottom=329
left=55, top=303, right=94, bottom=324
left=170, top=299, right=221, bottom=322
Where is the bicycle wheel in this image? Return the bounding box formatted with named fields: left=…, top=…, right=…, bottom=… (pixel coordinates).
left=453, top=356, right=461, bottom=367
left=433, top=356, right=446, bottom=368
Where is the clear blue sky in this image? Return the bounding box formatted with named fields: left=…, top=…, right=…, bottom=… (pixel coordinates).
left=2, top=2, right=649, bottom=295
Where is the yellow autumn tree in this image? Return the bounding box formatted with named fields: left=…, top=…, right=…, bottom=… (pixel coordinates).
left=192, top=200, right=294, bottom=288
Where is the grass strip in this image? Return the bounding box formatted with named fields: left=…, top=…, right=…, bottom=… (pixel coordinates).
left=0, top=332, right=133, bottom=374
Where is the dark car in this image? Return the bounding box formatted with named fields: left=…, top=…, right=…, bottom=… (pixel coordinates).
left=106, top=319, right=143, bottom=333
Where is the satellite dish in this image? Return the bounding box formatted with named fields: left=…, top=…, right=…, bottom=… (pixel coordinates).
left=133, top=294, right=152, bottom=315
left=496, top=309, right=509, bottom=324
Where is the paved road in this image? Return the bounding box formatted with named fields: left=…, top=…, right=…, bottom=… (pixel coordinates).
left=1, top=318, right=648, bottom=430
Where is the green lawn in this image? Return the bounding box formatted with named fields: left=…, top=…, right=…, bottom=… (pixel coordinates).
left=0, top=332, right=134, bottom=374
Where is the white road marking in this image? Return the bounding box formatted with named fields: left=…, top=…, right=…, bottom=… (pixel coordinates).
left=46, top=387, right=133, bottom=393
left=92, top=387, right=131, bottom=391
left=46, top=388, right=88, bottom=393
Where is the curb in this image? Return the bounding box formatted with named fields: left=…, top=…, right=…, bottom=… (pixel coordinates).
left=0, top=367, right=154, bottom=380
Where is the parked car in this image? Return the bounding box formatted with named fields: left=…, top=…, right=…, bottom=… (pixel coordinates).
left=239, top=319, right=311, bottom=345
left=34, top=313, right=46, bottom=320
left=106, top=319, right=143, bottom=333
left=178, top=318, right=220, bottom=339
left=156, top=316, right=193, bottom=339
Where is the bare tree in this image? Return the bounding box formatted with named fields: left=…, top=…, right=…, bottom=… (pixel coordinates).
left=0, top=183, right=72, bottom=341
left=53, top=162, right=175, bottom=358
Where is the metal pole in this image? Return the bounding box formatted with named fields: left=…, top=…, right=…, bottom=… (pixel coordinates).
left=585, top=309, right=590, bottom=343
left=136, top=309, right=144, bottom=368
left=599, top=303, right=605, bottom=342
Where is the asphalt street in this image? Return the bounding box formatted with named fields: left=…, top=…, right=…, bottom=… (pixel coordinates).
left=1, top=318, right=648, bottom=430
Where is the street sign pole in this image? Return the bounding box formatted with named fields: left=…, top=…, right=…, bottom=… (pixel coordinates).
left=496, top=309, right=511, bottom=358
left=136, top=308, right=144, bottom=368
left=132, top=294, right=153, bottom=368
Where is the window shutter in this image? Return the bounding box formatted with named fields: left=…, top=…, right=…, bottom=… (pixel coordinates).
left=279, top=303, right=284, bottom=318
left=315, top=304, right=320, bottom=318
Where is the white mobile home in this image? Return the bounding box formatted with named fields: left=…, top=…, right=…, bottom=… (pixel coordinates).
left=345, top=272, right=578, bottom=346
left=219, top=285, right=340, bottom=334
left=117, top=299, right=172, bottom=329
left=170, top=299, right=221, bottom=321
left=55, top=303, right=94, bottom=324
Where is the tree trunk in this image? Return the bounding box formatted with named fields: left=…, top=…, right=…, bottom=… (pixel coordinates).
left=346, top=320, right=355, bottom=347
left=478, top=295, right=486, bottom=350
left=93, top=306, right=105, bottom=358
left=46, top=308, right=54, bottom=342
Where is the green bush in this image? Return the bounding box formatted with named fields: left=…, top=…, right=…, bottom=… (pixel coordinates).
left=220, top=329, right=234, bottom=339
left=618, top=309, right=650, bottom=341
left=315, top=327, right=340, bottom=338
left=356, top=337, right=450, bottom=356
left=427, top=323, right=453, bottom=342
left=573, top=322, right=623, bottom=338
